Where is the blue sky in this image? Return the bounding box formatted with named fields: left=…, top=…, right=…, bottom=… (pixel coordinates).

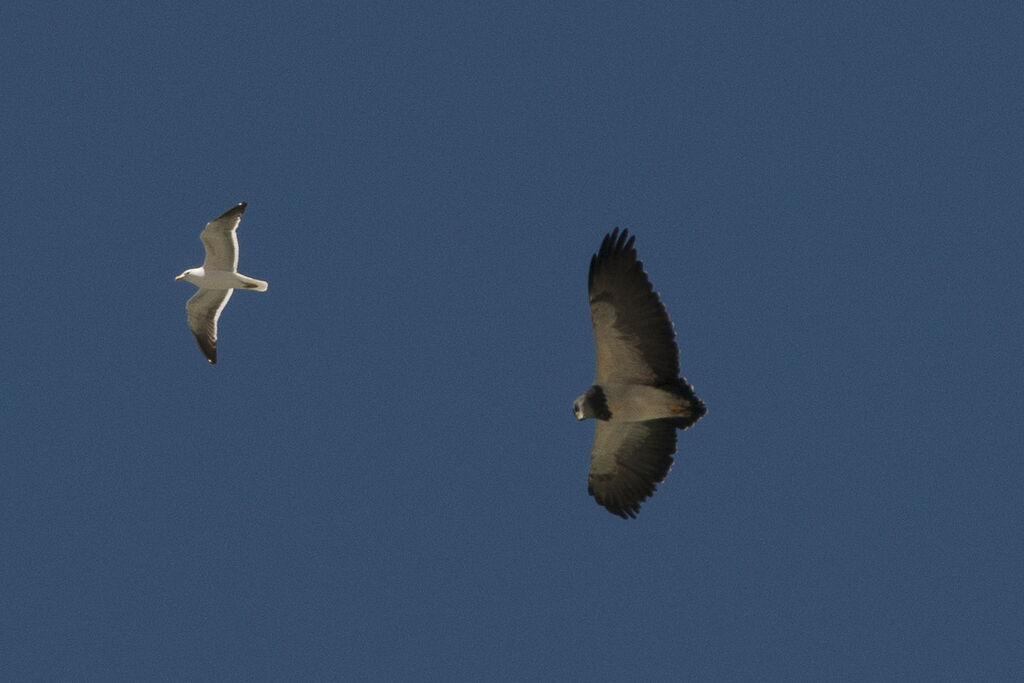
left=2, top=2, right=1022, bottom=679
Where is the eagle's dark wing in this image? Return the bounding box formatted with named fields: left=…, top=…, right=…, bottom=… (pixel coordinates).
left=200, top=202, right=246, bottom=271
left=588, top=228, right=679, bottom=386
left=588, top=418, right=677, bottom=519
left=185, top=288, right=233, bottom=364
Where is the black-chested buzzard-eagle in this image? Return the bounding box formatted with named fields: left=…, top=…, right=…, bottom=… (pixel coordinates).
left=573, top=228, right=706, bottom=518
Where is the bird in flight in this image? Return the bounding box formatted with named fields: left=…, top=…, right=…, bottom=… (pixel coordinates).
left=175, top=202, right=268, bottom=364
left=574, top=228, right=706, bottom=518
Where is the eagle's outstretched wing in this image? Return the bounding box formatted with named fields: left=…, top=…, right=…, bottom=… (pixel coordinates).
left=588, top=228, right=679, bottom=386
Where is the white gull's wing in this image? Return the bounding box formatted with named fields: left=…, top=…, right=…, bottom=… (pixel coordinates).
left=185, top=288, right=233, bottom=364
left=200, top=202, right=246, bottom=272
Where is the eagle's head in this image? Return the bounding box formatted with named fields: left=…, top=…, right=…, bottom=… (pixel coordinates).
left=573, top=385, right=611, bottom=421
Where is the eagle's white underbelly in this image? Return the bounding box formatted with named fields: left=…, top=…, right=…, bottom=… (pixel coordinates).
left=603, top=384, right=688, bottom=422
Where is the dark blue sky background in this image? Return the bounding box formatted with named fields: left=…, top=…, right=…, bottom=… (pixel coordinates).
left=2, top=2, right=1022, bottom=679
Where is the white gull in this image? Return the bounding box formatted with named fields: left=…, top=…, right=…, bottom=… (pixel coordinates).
left=175, top=202, right=268, bottom=364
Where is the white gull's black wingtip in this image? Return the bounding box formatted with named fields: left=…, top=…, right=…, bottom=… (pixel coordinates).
left=214, top=202, right=247, bottom=221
